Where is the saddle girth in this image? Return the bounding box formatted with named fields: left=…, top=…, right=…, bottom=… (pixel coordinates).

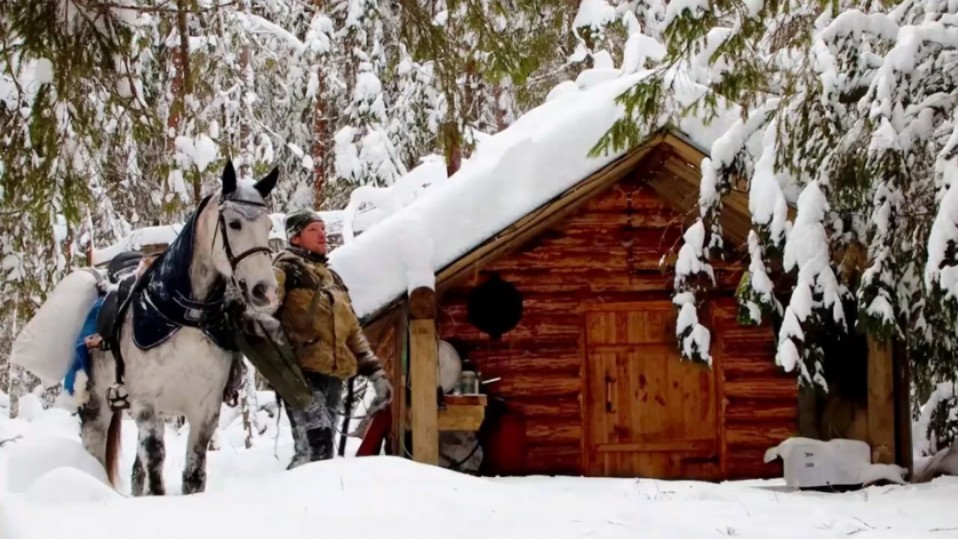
left=102, top=265, right=155, bottom=411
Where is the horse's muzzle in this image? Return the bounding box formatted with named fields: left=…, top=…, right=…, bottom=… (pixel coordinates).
left=248, top=280, right=278, bottom=311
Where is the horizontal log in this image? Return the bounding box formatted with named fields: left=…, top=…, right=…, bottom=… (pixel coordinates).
left=528, top=226, right=684, bottom=253
left=480, top=268, right=675, bottom=294
left=709, top=308, right=775, bottom=331
left=469, top=353, right=582, bottom=378
left=595, top=438, right=717, bottom=454
left=725, top=465, right=783, bottom=480
left=724, top=398, right=798, bottom=423
left=722, top=356, right=793, bottom=379
left=405, top=402, right=485, bottom=431
left=462, top=342, right=581, bottom=361
left=724, top=447, right=784, bottom=479
left=526, top=420, right=582, bottom=444
left=561, top=209, right=683, bottom=232
left=525, top=443, right=582, bottom=473
left=490, top=247, right=672, bottom=272
left=474, top=355, right=582, bottom=377
left=432, top=335, right=581, bottom=357
left=506, top=397, right=581, bottom=419
left=724, top=379, right=797, bottom=400
left=440, top=298, right=584, bottom=319
left=495, top=374, right=581, bottom=398
left=449, top=314, right=583, bottom=342
left=725, top=424, right=796, bottom=448
left=716, top=337, right=777, bottom=358
left=582, top=182, right=673, bottom=212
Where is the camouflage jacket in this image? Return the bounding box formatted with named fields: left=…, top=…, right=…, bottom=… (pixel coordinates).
left=273, top=247, right=381, bottom=379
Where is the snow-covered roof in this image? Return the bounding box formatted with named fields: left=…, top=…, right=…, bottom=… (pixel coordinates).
left=91, top=224, right=184, bottom=266
left=328, top=68, right=738, bottom=320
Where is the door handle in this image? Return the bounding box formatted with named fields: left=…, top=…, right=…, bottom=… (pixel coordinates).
left=604, top=373, right=615, bottom=413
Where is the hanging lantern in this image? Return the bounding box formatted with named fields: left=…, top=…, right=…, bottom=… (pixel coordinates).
left=467, top=273, right=523, bottom=340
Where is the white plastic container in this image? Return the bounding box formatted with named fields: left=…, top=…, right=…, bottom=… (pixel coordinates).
left=764, top=437, right=872, bottom=489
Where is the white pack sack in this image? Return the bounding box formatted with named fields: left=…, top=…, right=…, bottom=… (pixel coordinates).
left=10, top=269, right=103, bottom=386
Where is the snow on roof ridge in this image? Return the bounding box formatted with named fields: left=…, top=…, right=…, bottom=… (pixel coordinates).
left=328, top=67, right=739, bottom=321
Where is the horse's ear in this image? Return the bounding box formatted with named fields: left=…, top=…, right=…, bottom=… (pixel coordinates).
left=254, top=166, right=279, bottom=198
left=222, top=160, right=237, bottom=195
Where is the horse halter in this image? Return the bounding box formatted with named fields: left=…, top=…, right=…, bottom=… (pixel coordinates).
left=216, top=197, right=272, bottom=298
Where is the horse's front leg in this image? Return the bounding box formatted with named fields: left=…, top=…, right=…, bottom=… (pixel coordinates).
left=182, top=409, right=219, bottom=495
left=132, top=406, right=166, bottom=496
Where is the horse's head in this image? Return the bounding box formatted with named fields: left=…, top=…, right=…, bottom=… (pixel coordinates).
left=209, top=160, right=280, bottom=313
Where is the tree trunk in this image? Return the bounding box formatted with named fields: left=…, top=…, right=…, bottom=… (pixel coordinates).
left=239, top=0, right=254, bottom=181
left=8, top=363, right=24, bottom=419
left=240, top=359, right=260, bottom=449
left=311, top=93, right=330, bottom=208
left=310, top=0, right=330, bottom=207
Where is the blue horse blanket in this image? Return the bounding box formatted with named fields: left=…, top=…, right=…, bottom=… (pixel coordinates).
left=129, top=194, right=236, bottom=352
left=64, top=295, right=105, bottom=396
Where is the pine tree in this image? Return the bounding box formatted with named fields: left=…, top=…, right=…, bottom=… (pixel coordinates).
left=590, top=0, right=958, bottom=402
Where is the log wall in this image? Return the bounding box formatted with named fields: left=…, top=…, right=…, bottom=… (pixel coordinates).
left=432, top=171, right=797, bottom=478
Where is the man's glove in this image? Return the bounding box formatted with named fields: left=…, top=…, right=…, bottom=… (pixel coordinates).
left=368, top=369, right=393, bottom=413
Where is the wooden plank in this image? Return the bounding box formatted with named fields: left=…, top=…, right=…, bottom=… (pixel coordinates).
left=477, top=355, right=582, bottom=377
left=529, top=226, right=684, bottom=251
left=409, top=287, right=439, bottom=465
left=560, top=208, right=682, bottom=231
left=661, top=133, right=707, bottom=167
left=868, top=336, right=896, bottom=464
left=391, top=311, right=407, bottom=456
left=444, top=395, right=487, bottom=406
left=725, top=448, right=784, bottom=480
left=527, top=421, right=582, bottom=444
left=726, top=425, right=796, bottom=448
left=583, top=182, right=673, bottom=212
left=406, top=401, right=486, bottom=431
left=724, top=379, right=798, bottom=400
left=722, top=356, right=793, bottom=379
left=717, top=337, right=778, bottom=358
left=495, top=374, right=581, bottom=398
left=893, top=340, right=913, bottom=476
left=580, top=300, right=674, bottom=313
left=506, top=397, right=580, bottom=419
left=489, top=246, right=673, bottom=272
left=713, top=323, right=729, bottom=478
left=526, top=443, right=582, bottom=474
left=595, top=439, right=716, bottom=453
left=725, top=399, right=798, bottom=423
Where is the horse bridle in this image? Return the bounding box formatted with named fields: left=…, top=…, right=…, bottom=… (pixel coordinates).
left=216, top=197, right=273, bottom=300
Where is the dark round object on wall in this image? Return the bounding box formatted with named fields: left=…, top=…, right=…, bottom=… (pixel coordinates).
left=467, top=273, right=523, bottom=340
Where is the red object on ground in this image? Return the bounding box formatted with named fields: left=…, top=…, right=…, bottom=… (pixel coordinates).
left=356, top=409, right=392, bottom=457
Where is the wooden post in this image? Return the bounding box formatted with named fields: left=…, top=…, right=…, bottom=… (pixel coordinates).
left=390, top=311, right=408, bottom=457
left=867, top=336, right=896, bottom=464
left=409, top=287, right=438, bottom=465
left=893, top=339, right=913, bottom=477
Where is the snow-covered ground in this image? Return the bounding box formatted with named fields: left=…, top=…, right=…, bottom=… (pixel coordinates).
left=3, top=391, right=958, bottom=539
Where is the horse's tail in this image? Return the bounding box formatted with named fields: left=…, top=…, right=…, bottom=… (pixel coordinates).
left=105, top=410, right=123, bottom=488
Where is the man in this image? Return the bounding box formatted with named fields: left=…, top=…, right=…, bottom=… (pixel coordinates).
left=273, top=209, right=393, bottom=468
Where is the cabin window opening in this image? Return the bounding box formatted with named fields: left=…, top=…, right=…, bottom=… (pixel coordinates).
left=467, top=272, right=523, bottom=340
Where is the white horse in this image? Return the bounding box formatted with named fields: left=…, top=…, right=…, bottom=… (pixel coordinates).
left=78, top=161, right=280, bottom=495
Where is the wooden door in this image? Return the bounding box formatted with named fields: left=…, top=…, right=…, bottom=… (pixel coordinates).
left=583, top=302, right=721, bottom=479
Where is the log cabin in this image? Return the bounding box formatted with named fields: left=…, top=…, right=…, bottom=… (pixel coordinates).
left=338, top=129, right=797, bottom=480
left=334, top=118, right=913, bottom=481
